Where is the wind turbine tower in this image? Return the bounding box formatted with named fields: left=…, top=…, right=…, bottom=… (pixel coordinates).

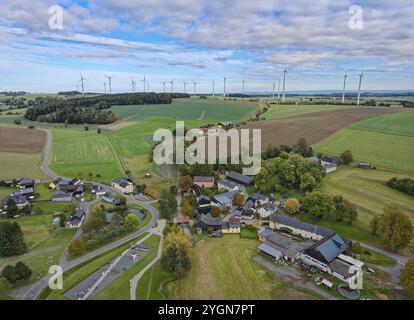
left=223, top=77, right=227, bottom=98
left=104, top=74, right=114, bottom=94
left=79, top=73, right=86, bottom=95
left=104, top=82, right=106, bottom=94
left=162, top=81, right=166, bottom=93
left=140, top=74, right=146, bottom=93
left=169, top=79, right=174, bottom=93
left=242, top=79, right=245, bottom=94
left=357, top=72, right=363, bottom=106
left=192, top=81, right=198, bottom=95
left=272, top=82, right=275, bottom=99
left=212, top=80, right=215, bottom=97
left=131, top=78, right=136, bottom=93
left=183, top=81, right=187, bottom=93
left=277, top=79, right=281, bottom=99
left=282, top=68, right=287, bottom=102
left=342, top=73, right=347, bottom=103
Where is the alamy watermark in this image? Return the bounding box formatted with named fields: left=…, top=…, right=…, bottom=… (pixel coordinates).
left=348, top=5, right=363, bottom=30
left=48, top=5, right=64, bottom=30
left=48, top=265, right=63, bottom=290
left=153, top=121, right=262, bottom=175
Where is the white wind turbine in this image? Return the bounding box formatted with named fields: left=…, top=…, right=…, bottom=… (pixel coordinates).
left=272, top=82, right=275, bottom=99
left=131, top=77, right=136, bottom=93
left=212, top=80, right=215, bottom=97
left=242, top=79, right=245, bottom=94
left=282, top=68, right=287, bottom=102
left=169, top=79, right=174, bottom=93
left=357, top=71, right=364, bottom=106
left=183, top=81, right=187, bottom=93
left=104, top=82, right=106, bottom=94
left=277, top=79, right=281, bottom=99
left=162, top=81, right=166, bottom=93
left=79, top=73, right=87, bottom=95
left=342, top=73, right=347, bottom=103
left=140, top=74, right=146, bottom=93
left=104, top=74, right=114, bottom=94
left=223, top=76, right=227, bottom=98
left=192, top=80, right=198, bottom=95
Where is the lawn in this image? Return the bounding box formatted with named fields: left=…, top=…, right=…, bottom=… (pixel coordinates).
left=165, top=235, right=320, bottom=300
left=49, top=128, right=124, bottom=184
left=264, top=104, right=352, bottom=120
left=110, top=98, right=257, bottom=122
left=319, top=167, right=414, bottom=226
left=135, top=261, right=174, bottom=300
left=32, top=201, right=69, bottom=215
left=93, top=234, right=160, bottom=300
left=0, top=214, right=76, bottom=285
left=0, top=152, right=49, bottom=181
left=313, top=128, right=414, bottom=174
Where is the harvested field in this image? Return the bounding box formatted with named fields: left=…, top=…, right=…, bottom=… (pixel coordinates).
left=0, top=127, right=46, bottom=153
left=242, top=107, right=404, bottom=151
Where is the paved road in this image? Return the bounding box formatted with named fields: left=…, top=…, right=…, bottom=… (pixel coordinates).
left=130, top=219, right=166, bottom=300
left=21, top=129, right=160, bottom=300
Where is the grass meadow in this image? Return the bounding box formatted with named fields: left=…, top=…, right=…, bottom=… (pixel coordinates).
left=263, top=104, right=352, bottom=119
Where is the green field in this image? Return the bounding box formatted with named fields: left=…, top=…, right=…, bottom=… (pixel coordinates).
left=49, top=128, right=124, bottom=184
left=320, top=167, right=414, bottom=226
left=136, top=261, right=173, bottom=300
left=0, top=214, right=76, bottom=284
left=263, top=104, right=352, bottom=119
left=165, top=235, right=320, bottom=300
left=110, top=98, right=257, bottom=122
left=0, top=152, right=49, bottom=181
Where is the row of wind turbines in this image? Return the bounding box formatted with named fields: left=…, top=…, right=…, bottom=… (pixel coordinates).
left=76, top=69, right=365, bottom=105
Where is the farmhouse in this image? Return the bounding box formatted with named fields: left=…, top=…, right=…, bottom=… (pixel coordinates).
left=258, top=230, right=305, bottom=261
left=193, top=176, right=214, bottom=188
left=217, top=179, right=239, bottom=192
left=17, top=178, right=34, bottom=189
left=195, top=206, right=211, bottom=216
left=192, top=185, right=211, bottom=207
left=270, top=214, right=334, bottom=240
left=321, top=162, right=337, bottom=173
left=221, top=216, right=241, bottom=234
left=240, top=208, right=255, bottom=223
left=111, top=178, right=134, bottom=194
left=226, top=171, right=252, bottom=186
left=251, top=193, right=270, bottom=206
left=2, top=195, right=29, bottom=209
left=321, top=156, right=342, bottom=165
left=11, top=187, right=34, bottom=200
left=92, top=184, right=106, bottom=196
left=52, top=190, right=73, bottom=202
left=196, top=213, right=223, bottom=231
left=211, top=191, right=236, bottom=210
left=257, top=203, right=277, bottom=218
left=68, top=209, right=86, bottom=228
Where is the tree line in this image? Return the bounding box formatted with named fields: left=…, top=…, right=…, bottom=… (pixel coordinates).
left=24, top=93, right=188, bottom=124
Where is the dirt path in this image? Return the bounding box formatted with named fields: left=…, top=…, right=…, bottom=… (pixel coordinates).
left=242, top=107, right=407, bottom=151
left=198, top=110, right=205, bottom=120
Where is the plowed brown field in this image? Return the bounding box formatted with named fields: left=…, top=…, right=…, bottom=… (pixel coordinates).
left=0, top=127, right=46, bottom=154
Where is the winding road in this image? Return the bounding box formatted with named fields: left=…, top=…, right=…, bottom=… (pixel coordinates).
left=21, top=129, right=160, bottom=300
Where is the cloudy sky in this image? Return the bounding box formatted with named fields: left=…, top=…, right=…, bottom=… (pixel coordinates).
left=0, top=0, right=413, bottom=93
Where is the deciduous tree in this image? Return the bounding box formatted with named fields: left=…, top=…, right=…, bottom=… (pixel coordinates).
left=400, top=256, right=414, bottom=299
left=284, top=198, right=300, bottom=215
left=67, top=238, right=86, bottom=257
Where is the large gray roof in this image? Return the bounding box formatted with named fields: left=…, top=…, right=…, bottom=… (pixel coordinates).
left=304, top=234, right=350, bottom=264
left=274, top=214, right=334, bottom=238
left=226, top=171, right=252, bottom=185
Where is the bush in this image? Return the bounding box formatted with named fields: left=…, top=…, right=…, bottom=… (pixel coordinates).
left=284, top=198, right=300, bottom=215
left=1, top=262, right=32, bottom=285
left=67, top=238, right=86, bottom=257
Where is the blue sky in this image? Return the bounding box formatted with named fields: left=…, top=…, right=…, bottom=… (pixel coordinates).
left=0, top=0, right=413, bottom=93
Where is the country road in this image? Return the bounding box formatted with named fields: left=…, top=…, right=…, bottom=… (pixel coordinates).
left=21, top=129, right=160, bottom=300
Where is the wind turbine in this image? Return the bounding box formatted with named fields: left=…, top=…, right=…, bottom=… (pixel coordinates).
left=183, top=81, right=187, bottom=93
left=277, top=79, right=281, bottom=99
left=79, top=73, right=87, bottom=95
left=169, top=79, right=174, bottom=93
left=104, top=74, right=114, bottom=94
left=282, top=68, right=287, bottom=102
left=212, top=80, right=215, bottom=97
left=242, top=79, right=245, bottom=94
left=272, top=82, right=275, bottom=99
left=104, top=82, right=107, bottom=94
left=192, top=81, right=198, bottom=95
left=162, top=81, right=166, bottom=93
left=140, top=74, right=146, bottom=93
left=341, top=73, right=347, bottom=103
left=131, top=77, right=136, bottom=93
left=223, top=76, right=227, bottom=98
left=357, top=71, right=363, bottom=106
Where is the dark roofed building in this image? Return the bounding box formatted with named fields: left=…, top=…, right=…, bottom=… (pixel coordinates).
left=68, top=209, right=85, bottom=228
left=226, top=171, right=252, bottom=186
left=11, top=188, right=34, bottom=199
left=270, top=214, right=334, bottom=240
left=2, top=195, right=29, bottom=209
left=18, top=178, right=34, bottom=188
left=52, top=190, right=73, bottom=202
left=195, top=206, right=212, bottom=216
left=196, top=214, right=223, bottom=231
left=303, top=234, right=351, bottom=265
left=321, top=156, right=342, bottom=165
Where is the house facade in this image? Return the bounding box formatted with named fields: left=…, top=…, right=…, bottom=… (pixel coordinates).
left=111, top=179, right=134, bottom=194
left=68, top=209, right=86, bottom=228
left=217, top=179, right=239, bottom=192
left=193, top=176, right=215, bottom=188
left=221, top=217, right=241, bottom=233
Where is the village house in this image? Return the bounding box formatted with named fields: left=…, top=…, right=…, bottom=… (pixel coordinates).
left=192, top=185, right=211, bottom=207
left=193, top=176, right=215, bottom=188
left=196, top=213, right=223, bottom=231
left=17, top=178, right=34, bottom=189
left=240, top=208, right=256, bottom=224
left=217, top=179, right=239, bottom=192
left=221, top=216, right=241, bottom=234
left=218, top=121, right=238, bottom=129
left=211, top=191, right=236, bottom=210
left=257, top=203, right=277, bottom=218
left=111, top=178, right=134, bottom=194
left=174, top=215, right=190, bottom=226
left=52, top=190, right=73, bottom=202
left=92, top=184, right=106, bottom=197
left=68, top=209, right=86, bottom=228
left=269, top=214, right=334, bottom=241
left=11, top=187, right=35, bottom=200
left=2, top=195, right=29, bottom=209
left=225, top=171, right=252, bottom=186
left=251, top=193, right=270, bottom=206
